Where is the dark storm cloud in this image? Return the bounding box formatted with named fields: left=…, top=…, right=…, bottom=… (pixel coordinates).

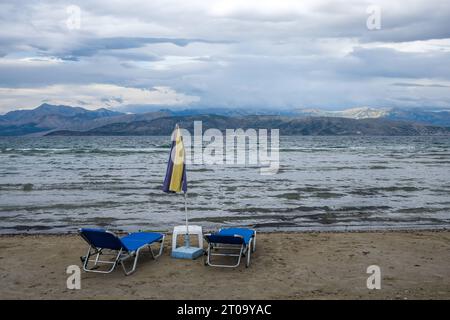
left=63, top=37, right=225, bottom=58
left=345, top=48, right=450, bottom=79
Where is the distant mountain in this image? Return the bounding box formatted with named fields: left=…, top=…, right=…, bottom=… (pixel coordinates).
left=66, top=109, right=171, bottom=131
left=0, top=103, right=126, bottom=135
left=0, top=123, right=49, bottom=136
left=123, top=106, right=450, bottom=126
left=47, top=115, right=450, bottom=136
left=0, top=103, right=121, bottom=124
left=2, top=103, right=450, bottom=136
left=166, top=107, right=299, bottom=117
left=386, top=108, right=450, bottom=127
left=114, top=105, right=299, bottom=116
left=295, top=107, right=450, bottom=126
left=296, top=107, right=391, bottom=119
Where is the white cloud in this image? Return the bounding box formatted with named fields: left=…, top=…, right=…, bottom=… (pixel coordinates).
left=208, top=0, right=316, bottom=20
left=360, top=39, right=450, bottom=53
left=0, top=84, right=200, bottom=112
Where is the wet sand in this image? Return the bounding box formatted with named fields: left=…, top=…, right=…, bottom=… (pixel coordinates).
left=0, top=231, right=449, bottom=299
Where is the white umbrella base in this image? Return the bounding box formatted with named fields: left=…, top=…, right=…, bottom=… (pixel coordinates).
left=171, top=246, right=204, bottom=260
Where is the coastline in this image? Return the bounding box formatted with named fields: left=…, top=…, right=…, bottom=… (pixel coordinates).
left=1, top=226, right=449, bottom=236
left=1, top=230, right=449, bottom=300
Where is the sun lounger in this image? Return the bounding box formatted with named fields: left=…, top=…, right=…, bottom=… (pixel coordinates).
left=79, top=228, right=165, bottom=275
left=204, top=228, right=256, bottom=268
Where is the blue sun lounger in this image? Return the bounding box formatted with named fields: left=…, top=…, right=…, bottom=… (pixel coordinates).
left=204, top=228, right=256, bottom=268
left=79, top=228, right=165, bottom=275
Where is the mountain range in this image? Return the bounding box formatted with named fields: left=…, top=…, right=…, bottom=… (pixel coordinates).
left=0, top=103, right=168, bottom=136
left=46, top=115, right=450, bottom=136
left=1, top=104, right=449, bottom=136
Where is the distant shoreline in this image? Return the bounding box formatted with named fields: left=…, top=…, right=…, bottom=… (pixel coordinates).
left=3, top=134, right=450, bottom=137
left=44, top=114, right=450, bottom=137
left=2, top=227, right=449, bottom=237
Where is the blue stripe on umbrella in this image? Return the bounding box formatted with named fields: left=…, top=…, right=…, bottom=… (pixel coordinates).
left=162, top=135, right=187, bottom=193
left=162, top=139, right=176, bottom=193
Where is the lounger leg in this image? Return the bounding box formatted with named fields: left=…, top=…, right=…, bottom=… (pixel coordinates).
left=109, top=250, right=122, bottom=273
left=93, top=249, right=103, bottom=267
left=81, top=246, right=93, bottom=271
left=205, top=244, right=244, bottom=268
left=246, top=239, right=252, bottom=268
left=205, top=244, right=212, bottom=266
left=120, top=249, right=140, bottom=276
left=82, top=247, right=122, bottom=274
left=149, top=235, right=165, bottom=259
left=252, top=232, right=256, bottom=252
left=121, top=236, right=165, bottom=275
left=236, top=245, right=243, bottom=267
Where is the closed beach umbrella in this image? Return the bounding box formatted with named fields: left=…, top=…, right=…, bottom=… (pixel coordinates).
left=162, top=124, right=194, bottom=249
left=162, top=124, right=187, bottom=194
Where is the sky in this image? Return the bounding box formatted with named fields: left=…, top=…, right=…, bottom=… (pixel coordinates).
left=0, top=0, right=449, bottom=114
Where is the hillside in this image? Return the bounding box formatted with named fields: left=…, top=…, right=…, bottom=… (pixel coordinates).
left=47, top=115, right=450, bottom=136
left=0, top=104, right=170, bottom=135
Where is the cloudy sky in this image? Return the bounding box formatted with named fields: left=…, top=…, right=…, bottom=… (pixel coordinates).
left=0, top=0, right=449, bottom=113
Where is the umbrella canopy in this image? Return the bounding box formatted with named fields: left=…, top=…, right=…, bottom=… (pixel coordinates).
left=162, top=124, right=187, bottom=194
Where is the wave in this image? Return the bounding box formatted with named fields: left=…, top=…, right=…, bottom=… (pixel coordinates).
left=0, top=147, right=168, bottom=155
left=0, top=200, right=156, bottom=212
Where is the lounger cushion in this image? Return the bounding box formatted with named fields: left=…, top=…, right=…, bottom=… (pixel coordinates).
left=217, top=228, right=255, bottom=245
left=80, top=228, right=123, bottom=250
left=205, top=234, right=245, bottom=245
left=120, top=232, right=163, bottom=252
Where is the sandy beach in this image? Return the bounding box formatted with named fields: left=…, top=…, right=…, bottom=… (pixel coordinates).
left=0, top=230, right=449, bottom=300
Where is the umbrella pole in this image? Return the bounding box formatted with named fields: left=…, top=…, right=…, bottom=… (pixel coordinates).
left=184, top=192, right=190, bottom=247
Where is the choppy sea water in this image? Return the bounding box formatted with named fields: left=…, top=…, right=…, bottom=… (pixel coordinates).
left=0, top=136, right=449, bottom=234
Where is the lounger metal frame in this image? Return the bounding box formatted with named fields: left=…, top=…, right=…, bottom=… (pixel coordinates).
left=79, top=230, right=165, bottom=275
left=204, top=230, right=256, bottom=268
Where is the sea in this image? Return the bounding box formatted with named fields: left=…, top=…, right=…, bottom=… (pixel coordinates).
left=0, top=136, right=449, bottom=234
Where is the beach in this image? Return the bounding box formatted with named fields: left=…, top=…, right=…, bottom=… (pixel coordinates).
left=0, top=230, right=449, bottom=300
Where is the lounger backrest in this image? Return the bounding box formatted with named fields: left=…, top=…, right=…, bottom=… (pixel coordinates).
left=79, top=228, right=124, bottom=250
left=205, top=234, right=245, bottom=245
